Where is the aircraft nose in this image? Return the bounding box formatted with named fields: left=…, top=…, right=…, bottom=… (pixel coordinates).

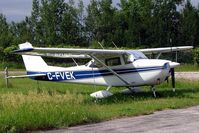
left=169, top=61, right=180, bottom=68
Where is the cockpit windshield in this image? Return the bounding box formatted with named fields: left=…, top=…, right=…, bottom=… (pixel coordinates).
left=124, top=51, right=147, bottom=63
left=130, top=51, right=148, bottom=60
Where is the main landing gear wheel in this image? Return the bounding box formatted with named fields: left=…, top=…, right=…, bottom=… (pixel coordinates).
left=151, top=86, right=161, bottom=98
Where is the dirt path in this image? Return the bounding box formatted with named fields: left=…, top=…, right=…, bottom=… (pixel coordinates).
left=0, top=71, right=25, bottom=78
left=175, top=72, right=199, bottom=80
left=36, top=105, right=199, bottom=133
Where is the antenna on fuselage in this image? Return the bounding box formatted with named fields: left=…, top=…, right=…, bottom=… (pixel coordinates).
left=112, top=41, right=118, bottom=49
left=98, top=42, right=104, bottom=49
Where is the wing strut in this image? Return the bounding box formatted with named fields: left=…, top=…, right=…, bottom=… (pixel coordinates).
left=90, top=55, right=131, bottom=86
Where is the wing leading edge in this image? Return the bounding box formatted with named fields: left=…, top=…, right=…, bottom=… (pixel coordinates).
left=14, top=42, right=193, bottom=58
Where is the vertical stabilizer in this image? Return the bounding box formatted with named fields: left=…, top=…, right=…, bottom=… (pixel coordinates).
left=19, top=42, right=48, bottom=72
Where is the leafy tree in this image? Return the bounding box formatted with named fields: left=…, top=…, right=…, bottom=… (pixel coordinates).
left=85, top=0, right=117, bottom=47
left=180, top=0, right=198, bottom=46
left=60, top=2, right=81, bottom=45
left=120, top=0, right=142, bottom=47
left=98, top=0, right=116, bottom=46
left=1, top=0, right=199, bottom=63
left=76, top=0, right=87, bottom=46
left=0, top=14, right=12, bottom=48
left=40, top=0, right=65, bottom=45
left=30, top=0, right=41, bottom=45
left=85, top=0, right=101, bottom=44
left=119, top=0, right=154, bottom=47
left=150, top=0, right=183, bottom=47
left=10, top=18, right=32, bottom=45
left=112, top=9, right=128, bottom=46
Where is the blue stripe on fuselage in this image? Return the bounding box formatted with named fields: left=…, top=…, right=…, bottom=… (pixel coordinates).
left=27, top=66, right=164, bottom=81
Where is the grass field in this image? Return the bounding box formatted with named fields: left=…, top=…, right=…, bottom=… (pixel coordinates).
left=0, top=76, right=199, bottom=132
left=175, top=64, right=199, bottom=72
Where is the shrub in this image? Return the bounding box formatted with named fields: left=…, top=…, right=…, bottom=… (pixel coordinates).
left=193, top=47, right=199, bottom=65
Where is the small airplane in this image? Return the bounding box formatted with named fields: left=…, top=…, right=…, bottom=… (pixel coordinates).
left=7, top=42, right=193, bottom=98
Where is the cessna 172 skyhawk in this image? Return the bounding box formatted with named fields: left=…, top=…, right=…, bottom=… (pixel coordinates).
left=9, top=42, right=193, bottom=98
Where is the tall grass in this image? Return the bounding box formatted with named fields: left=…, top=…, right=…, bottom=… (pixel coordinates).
left=0, top=77, right=199, bottom=133
left=175, top=63, right=199, bottom=72
left=0, top=62, right=25, bottom=71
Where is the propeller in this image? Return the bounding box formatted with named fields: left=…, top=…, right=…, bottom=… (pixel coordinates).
left=170, top=68, right=175, bottom=92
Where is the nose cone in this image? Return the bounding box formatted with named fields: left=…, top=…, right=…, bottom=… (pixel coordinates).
left=169, top=62, right=180, bottom=68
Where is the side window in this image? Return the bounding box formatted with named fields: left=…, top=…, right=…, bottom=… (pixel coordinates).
left=105, top=57, right=121, bottom=66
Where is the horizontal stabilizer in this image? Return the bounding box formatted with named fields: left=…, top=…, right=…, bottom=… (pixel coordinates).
left=6, top=74, right=46, bottom=79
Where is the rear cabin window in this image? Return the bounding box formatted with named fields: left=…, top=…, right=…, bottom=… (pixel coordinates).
left=105, top=57, right=121, bottom=66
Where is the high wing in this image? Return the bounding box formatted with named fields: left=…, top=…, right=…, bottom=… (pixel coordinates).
left=14, top=42, right=126, bottom=58
left=14, top=42, right=193, bottom=58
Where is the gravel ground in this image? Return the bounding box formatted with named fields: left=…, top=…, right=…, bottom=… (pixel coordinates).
left=175, top=72, right=199, bottom=80
left=35, top=105, right=199, bottom=133
left=0, top=71, right=25, bottom=76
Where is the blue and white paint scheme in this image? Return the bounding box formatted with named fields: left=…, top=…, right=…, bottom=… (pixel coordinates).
left=11, top=42, right=193, bottom=98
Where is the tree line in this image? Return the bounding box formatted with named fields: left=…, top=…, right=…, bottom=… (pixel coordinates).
left=0, top=0, right=199, bottom=62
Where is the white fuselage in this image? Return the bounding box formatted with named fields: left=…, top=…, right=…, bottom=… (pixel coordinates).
left=15, top=42, right=190, bottom=89
left=28, top=59, right=174, bottom=87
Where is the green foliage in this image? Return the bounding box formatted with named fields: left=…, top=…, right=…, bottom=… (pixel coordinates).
left=180, top=0, right=198, bottom=46
left=193, top=47, right=199, bottom=64
left=3, top=45, right=17, bottom=54
left=0, top=62, right=24, bottom=70
left=89, top=40, right=101, bottom=48
left=0, top=14, right=13, bottom=48
left=0, top=0, right=199, bottom=63
left=1, top=45, right=21, bottom=63
left=175, top=63, right=199, bottom=71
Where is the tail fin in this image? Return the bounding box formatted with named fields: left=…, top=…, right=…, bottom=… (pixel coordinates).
left=19, top=42, right=48, bottom=72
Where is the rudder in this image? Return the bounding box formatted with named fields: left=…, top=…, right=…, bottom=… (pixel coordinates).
left=19, top=42, right=48, bottom=72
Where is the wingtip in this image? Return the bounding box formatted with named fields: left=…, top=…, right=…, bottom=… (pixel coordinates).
left=19, top=42, right=33, bottom=49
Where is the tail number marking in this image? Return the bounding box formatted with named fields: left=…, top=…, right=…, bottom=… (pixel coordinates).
left=47, top=72, right=75, bottom=80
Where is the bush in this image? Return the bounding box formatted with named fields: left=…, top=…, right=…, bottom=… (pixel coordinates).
left=3, top=45, right=21, bottom=62
left=193, top=47, right=199, bottom=65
